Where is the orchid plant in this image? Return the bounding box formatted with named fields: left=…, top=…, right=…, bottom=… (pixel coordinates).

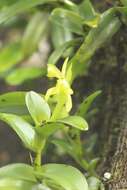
left=0, top=59, right=96, bottom=190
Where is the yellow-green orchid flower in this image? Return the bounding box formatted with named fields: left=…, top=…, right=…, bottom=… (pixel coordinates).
left=45, top=58, right=73, bottom=115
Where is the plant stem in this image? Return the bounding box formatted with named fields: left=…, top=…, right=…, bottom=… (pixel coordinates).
left=34, top=150, right=42, bottom=170
left=51, top=96, right=65, bottom=121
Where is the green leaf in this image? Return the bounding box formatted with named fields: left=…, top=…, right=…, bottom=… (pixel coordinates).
left=79, top=0, right=100, bottom=28
left=57, top=116, right=88, bottom=131
left=0, top=91, right=27, bottom=115
left=87, top=176, right=102, bottom=190
left=0, top=164, right=36, bottom=182
left=62, top=0, right=78, bottom=12
left=0, top=179, right=36, bottom=190
left=51, top=8, right=84, bottom=35
left=48, top=38, right=82, bottom=65
left=5, top=67, right=45, bottom=85
left=0, top=0, right=17, bottom=8
left=22, top=12, right=48, bottom=56
left=67, top=8, right=121, bottom=81
left=26, top=91, right=51, bottom=126
left=120, top=0, right=127, bottom=5
left=0, top=42, right=23, bottom=73
left=0, top=113, right=42, bottom=152
left=52, top=138, right=89, bottom=170
left=77, top=90, right=101, bottom=117
left=36, top=123, right=64, bottom=138
left=51, top=21, right=73, bottom=49
left=0, top=0, right=56, bottom=24
left=52, top=138, right=79, bottom=161
left=0, top=164, right=36, bottom=190
left=36, top=164, right=88, bottom=190
left=88, top=158, right=100, bottom=171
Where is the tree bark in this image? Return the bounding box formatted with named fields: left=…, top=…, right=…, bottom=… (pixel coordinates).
left=89, top=27, right=127, bottom=189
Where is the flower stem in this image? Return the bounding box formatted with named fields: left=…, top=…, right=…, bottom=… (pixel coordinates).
left=34, top=150, right=42, bottom=170
left=51, top=96, right=65, bottom=121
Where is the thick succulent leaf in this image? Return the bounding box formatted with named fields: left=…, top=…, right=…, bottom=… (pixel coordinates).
left=36, top=164, right=88, bottom=190
left=0, top=179, right=36, bottom=190
left=0, top=164, right=36, bottom=182
left=58, top=116, right=88, bottom=131
left=0, top=164, right=36, bottom=190
left=22, top=12, right=48, bottom=56
left=77, top=90, right=101, bottom=117
left=5, top=67, right=45, bottom=85
left=0, top=0, right=56, bottom=24
left=79, top=0, right=100, bottom=27
left=67, top=8, right=121, bottom=81
left=26, top=91, right=51, bottom=126
left=32, top=184, right=52, bottom=190
left=48, top=38, right=81, bottom=65
left=51, top=8, right=84, bottom=35
left=0, top=113, right=41, bottom=152
left=0, top=42, right=23, bottom=73
left=0, top=91, right=27, bottom=115
left=36, top=123, right=64, bottom=138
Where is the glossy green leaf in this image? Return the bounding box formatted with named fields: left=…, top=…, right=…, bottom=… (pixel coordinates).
left=0, top=113, right=41, bottom=152
left=60, top=0, right=78, bottom=12
left=22, top=12, right=48, bottom=56
left=0, top=164, right=36, bottom=182
left=0, top=0, right=56, bottom=24
left=58, top=116, right=88, bottom=131
left=0, top=91, right=27, bottom=115
left=77, top=90, right=101, bottom=117
left=37, top=164, right=88, bottom=190
left=67, top=8, right=121, bottom=81
left=32, top=184, right=52, bottom=190
left=0, top=42, right=23, bottom=73
left=26, top=91, right=51, bottom=126
left=48, top=38, right=81, bottom=65
left=36, top=123, right=64, bottom=138
left=51, top=21, right=73, bottom=49
left=79, top=0, right=100, bottom=28
left=51, top=8, right=84, bottom=35
left=0, top=179, right=35, bottom=190
left=0, top=164, right=36, bottom=190
left=6, top=67, right=45, bottom=85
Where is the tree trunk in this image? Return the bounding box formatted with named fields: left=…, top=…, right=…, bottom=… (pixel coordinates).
left=89, top=27, right=127, bottom=189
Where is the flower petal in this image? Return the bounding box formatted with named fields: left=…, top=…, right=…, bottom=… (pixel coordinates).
left=45, top=87, right=57, bottom=101
left=66, top=95, right=72, bottom=112
left=62, top=57, right=69, bottom=77
left=47, top=64, right=62, bottom=79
